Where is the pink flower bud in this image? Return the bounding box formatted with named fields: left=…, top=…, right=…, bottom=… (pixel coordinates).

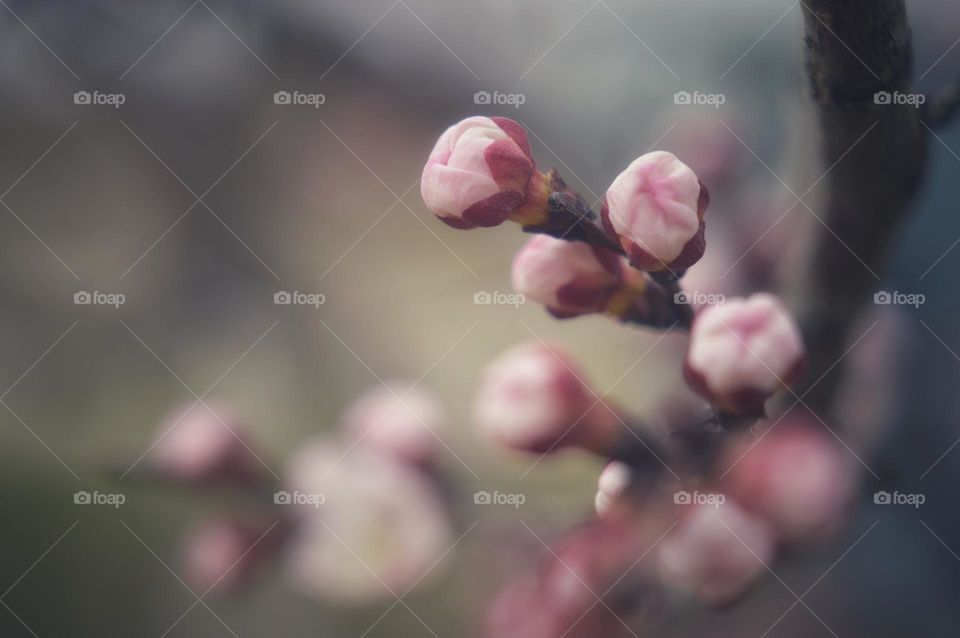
left=684, top=294, right=804, bottom=415
left=486, top=520, right=657, bottom=638
left=594, top=461, right=634, bottom=517
left=341, top=381, right=445, bottom=467
left=658, top=501, right=774, bottom=606
left=149, top=403, right=259, bottom=484
left=601, top=151, right=708, bottom=272
left=283, top=439, right=452, bottom=602
left=473, top=342, right=619, bottom=455
left=485, top=575, right=623, bottom=638
left=421, top=116, right=549, bottom=229
left=181, top=516, right=276, bottom=594
left=511, top=235, right=644, bottom=319
left=722, top=420, right=855, bottom=542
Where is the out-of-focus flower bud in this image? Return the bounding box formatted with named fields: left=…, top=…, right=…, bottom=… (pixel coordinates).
left=421, top=116, right=549, bottom=229
left=659, top=111, right=745, bottom=187
left=658, top=500, right=774, bottom=606
left=282, top=439, right=452, bottom=603
left=473, top=342, right=619, bottom=455
left=684, top=293, right=804, bottom=416
left=512, top=235, right=646, bottom=319
left=148, top=403, right=260, bottom=485
left=678, top=225, right=744, bottom=300
left=341, top=381, right=445, bottom=467
left=181, top=516, right=277, bottom=594
left=594, top=461, right=634, bottom=518
left=722, top=419, right=855, bottom=542
left=486, top=520, right=661, bottom=638
left=601, top=151, right=708, bottom=273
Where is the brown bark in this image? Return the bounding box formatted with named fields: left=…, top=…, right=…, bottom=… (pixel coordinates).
left=790, top=0, right=926, bottom=414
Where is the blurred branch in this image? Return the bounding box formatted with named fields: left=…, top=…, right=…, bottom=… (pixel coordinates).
left=790, top=0, right=926, bottom=414
left=923, top=78, right=960, bottom=129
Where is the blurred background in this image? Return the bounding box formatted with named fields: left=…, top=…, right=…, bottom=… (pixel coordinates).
left=1, top=1, right=960, bottom=635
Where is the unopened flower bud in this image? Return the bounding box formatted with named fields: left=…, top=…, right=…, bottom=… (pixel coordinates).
left=283, top=439, right=452, bottom=602
left=485, top=574, right=622, bottom=638
left=473, top=342, right=618, bottom=455
left=658, top=501, right=774, bottom=606
left=594, top=461, right=634, bottom=518
left=341, top=382, right=445, bottom=467
left=148, top=403, right=259, bottom=485
left=486, top=519, right=660, bottom=638
left=181, top=516, right=276, bottom=594
left=422, top=116, right=549, bottom=229
left=512, top=235, right=645, bottom=319
left=684, top=294, right=804, bottom=416
left=601, top=151, right=708, bottom=273
left=722, top=419, right=855, bottom=542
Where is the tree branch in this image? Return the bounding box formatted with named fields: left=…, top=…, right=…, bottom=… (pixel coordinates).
left=788, top=0, right=926, bottom=415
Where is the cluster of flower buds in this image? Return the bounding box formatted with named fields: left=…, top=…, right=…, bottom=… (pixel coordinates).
left=654, top=413, right=855, bottom=606
left=422, top=116, right=712, bottom=329
left=418, top=113, right=845, bottom=630
left=137, top=384, right=453, bottom=602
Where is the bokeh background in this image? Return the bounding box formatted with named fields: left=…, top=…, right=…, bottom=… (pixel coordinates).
left=1, top=1, right=960, bottom=635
